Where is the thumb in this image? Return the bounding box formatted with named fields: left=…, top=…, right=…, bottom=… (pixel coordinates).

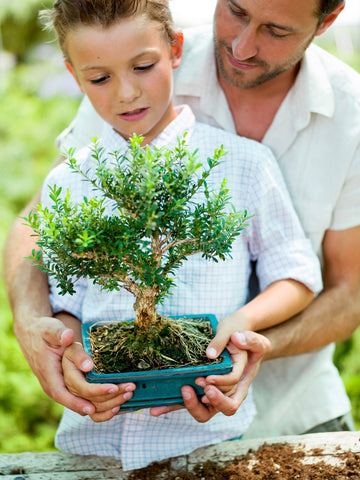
left=40, top=316, right=75, bottom=349
left=206, top=321, right=233, bottom=359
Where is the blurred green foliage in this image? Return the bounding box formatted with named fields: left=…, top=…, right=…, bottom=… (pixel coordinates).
left=0, top=0, right=54, bottom=61
left=0, top=6, right=359, bottom=454
left=0, top=61, right=80, bottom=453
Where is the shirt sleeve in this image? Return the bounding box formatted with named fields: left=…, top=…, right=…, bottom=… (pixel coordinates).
left=330, top=143, right=360, bottom=230
left=245, top=150, right=323, bottom=294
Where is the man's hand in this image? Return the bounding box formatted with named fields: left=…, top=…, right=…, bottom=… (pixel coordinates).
left=150, top=330, right=270, bottom=421
left=62, top=342, right=136, bottom=422
left=13, top=314, right=99, bottom=415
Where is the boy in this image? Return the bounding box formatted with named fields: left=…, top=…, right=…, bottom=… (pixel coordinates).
left=40, top=0, right=321, bottom=471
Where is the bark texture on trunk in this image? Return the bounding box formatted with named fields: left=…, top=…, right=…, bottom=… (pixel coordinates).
left=133, top=287, right=158, bottom=331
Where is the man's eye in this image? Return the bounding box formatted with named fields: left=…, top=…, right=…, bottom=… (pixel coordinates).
left=229, top=1, right=246, bottom=17
left=90, top=76, right=109, bottom=85
left=135, top=64, right=154, bottom=71
left=267, top=29, right=289, bottom=39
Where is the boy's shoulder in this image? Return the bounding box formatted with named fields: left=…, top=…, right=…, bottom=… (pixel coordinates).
left=192, top=121, right=275, bottom=164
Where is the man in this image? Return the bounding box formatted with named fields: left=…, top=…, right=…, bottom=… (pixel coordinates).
left=4, top=0, right=360, bottom=435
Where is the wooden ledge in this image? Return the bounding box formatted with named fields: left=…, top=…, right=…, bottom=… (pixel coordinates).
left=0, top=431, right=359, bottom=479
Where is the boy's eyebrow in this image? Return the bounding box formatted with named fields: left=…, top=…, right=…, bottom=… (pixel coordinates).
left=80, top=49, right=160, bottom=72
left=229, top=0, right=300, bottom=34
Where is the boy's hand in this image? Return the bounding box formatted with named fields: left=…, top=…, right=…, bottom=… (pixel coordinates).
left=62, top=342, right=136, bottom=422
left=150, top=331, right=270, bottom=421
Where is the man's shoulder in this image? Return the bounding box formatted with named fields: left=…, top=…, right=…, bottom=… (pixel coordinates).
left=309, top=44, right=360, bottom=97
left=179, top=24, right=213, bottom=74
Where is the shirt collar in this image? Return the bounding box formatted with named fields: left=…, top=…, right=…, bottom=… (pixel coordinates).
left=285, top=44, right=335, bottom=130
left=263, top=44, right=335, bottom=158
left=100, top=104, right=196, bottom=152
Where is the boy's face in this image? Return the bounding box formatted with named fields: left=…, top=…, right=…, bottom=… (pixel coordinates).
left=65, top=16, right=183, bottom=145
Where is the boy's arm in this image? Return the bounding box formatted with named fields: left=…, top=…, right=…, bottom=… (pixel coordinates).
left=213, top=278, right=314, bottom=343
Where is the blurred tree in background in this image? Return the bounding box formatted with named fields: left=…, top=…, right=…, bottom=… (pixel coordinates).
left=0, top=0, right=359, bottom=455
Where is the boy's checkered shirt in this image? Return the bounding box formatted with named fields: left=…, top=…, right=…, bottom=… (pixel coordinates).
left=44, top=105, right=322, bottom=471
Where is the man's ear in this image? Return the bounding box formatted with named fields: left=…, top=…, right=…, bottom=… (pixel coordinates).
left=171, top=30, right=184, bottom=69
left=64, top=60, right=84, bottom=93
left=315, top=1, right=345, bottom=36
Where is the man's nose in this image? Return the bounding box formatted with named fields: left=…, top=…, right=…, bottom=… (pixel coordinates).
left=232, top=26, right=258, bottom=60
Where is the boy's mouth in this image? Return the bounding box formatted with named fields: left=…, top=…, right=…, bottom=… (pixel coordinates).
left=119, top=107, right=149, bottom=121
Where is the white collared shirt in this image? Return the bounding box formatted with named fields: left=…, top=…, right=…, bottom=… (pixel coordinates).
left=56, top=25, right=359, bottom=440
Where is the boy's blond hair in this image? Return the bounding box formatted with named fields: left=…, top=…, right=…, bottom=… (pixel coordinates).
left=41, top=0, right=175, bottom=60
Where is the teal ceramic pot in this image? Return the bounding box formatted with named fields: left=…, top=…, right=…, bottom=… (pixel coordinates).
left=81, top=314, right=232, bottom=411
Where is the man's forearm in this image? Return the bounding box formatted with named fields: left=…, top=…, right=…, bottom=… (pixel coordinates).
left=263, top=282, right=360, bottom=360
left=3, top=192, right=52, bottom=322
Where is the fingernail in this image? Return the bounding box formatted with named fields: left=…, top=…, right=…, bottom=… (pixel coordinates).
left=125, top=385, right=135, bottom=392
left=81, top=359, right=93, bottom=370
left=83, top=406, right=92, bottom=415
left=60, top=328, right=72, bottom=343
left=182, top=391, right=192, bottom=400
left=107, top=387, right=117, bottom=394
left=207, top=388, right=216, bottom=399
left=234, top=331, right=247, bottom=345
left=112, top=406, right=120, bottom=413
left=207, top=347, right=217, bottom=359
left=124, top=392, right=132, bottom=400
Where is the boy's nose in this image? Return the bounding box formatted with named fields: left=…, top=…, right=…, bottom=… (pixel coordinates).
left=116, top=79, right=140, bottom=103
left=232, top=26, right=258, bottom=61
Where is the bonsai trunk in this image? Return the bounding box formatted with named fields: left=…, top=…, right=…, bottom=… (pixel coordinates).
left=133, top=286, right=159, bottom=331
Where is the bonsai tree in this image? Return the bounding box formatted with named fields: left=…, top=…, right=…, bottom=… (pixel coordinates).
left=26, top=134, right=251, bottom=372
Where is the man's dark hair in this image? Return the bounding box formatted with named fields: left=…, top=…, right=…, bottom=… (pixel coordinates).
left=317, top=0, right=344, bottom=23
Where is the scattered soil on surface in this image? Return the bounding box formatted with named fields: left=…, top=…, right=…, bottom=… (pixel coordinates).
left=129, top=442, right=360, bottom=479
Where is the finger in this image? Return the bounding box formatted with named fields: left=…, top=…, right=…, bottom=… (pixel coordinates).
left=206, top=320, right=234, bottom=360
left=232, top=331, right=271, bottom=360
left=203, top=349, right=248, bottom=387
left=63, top=342, right=94, bottom=372
left=149, top=404, right=184, bottom=416
left=202, top=383, right=248, bottom=417
left=40, top=316, right=75, bottom=350
left=63, top=352, right=135, bottom=402
left=91, top=389, right=135, bottom=413
left=89, top=406, right=121, bottom=423
left=181, top=386, right=218, bottom=423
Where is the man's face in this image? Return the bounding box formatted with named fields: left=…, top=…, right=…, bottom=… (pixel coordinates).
left=214, top=0, right=321, bottom=89
left=65, top=15, right=182, bottom=145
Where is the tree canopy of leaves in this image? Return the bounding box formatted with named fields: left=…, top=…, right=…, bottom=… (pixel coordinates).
left=27, top=135, right=251, bottom=311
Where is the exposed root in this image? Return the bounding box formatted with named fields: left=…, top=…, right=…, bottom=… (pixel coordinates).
left=88, top=316, right=221, bottom=373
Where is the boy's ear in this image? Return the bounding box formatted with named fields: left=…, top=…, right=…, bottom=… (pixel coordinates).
left=171, top=30, right=184, bottom=69
left=64, top=60, right=84, bottom=93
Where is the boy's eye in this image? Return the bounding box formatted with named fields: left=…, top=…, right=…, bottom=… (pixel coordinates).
left=90, top=76, right=109, bottom=85
left=135, top=64, right=154, bottom=72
